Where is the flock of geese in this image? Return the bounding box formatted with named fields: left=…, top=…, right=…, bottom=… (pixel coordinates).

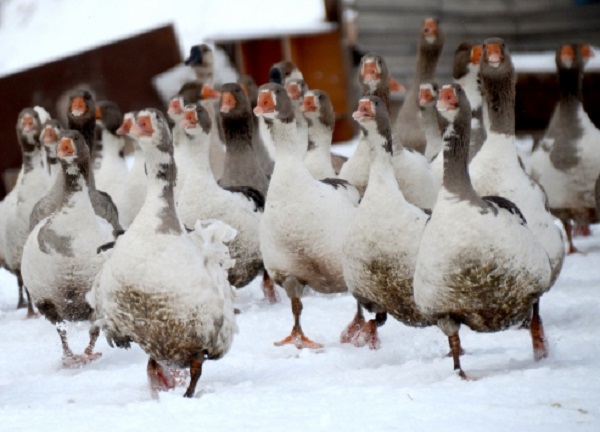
left=1, top=17, right=599, bottom=398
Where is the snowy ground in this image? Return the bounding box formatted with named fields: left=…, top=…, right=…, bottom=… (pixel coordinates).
left=1, top=226, right=599, bottom=431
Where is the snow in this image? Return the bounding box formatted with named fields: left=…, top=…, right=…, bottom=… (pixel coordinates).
left=1, top=225, right=599, bottom=431
left=2, top=1, right=600, bottom=430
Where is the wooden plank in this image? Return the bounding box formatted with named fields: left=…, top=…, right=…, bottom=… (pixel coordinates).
left=0, top=24, right=182, bottom=198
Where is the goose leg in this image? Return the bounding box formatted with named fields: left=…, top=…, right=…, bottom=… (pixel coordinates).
left=340, top=301, right=366, bottom=343
left=183, top=356, right=205, bottom=398
left=147, top=358, right=176, bottom=398
left=530, top=300, right=549, bottom=361
left=438, top=316, right=467, bottom=379
left=57, top=322, right=75, bottom=360
left=24, top=287, right=37, bottom=318
left=82, top=324, right=103, bottom=362
left=262, top=269, right=278, bottom=304
left=59, top=323, right=102, bottom=368
left=351, top=311, right=387, bottom=350
left=16, top=272, right=27, bottom=309
left=561, top=218, right=578, bottom=254
left=274, top=276, right=322, bottom=349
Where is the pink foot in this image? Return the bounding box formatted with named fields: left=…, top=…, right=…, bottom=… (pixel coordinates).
left=62, top=352, right=102, bottom=368
left=351, top=320, right=381, bottom=350
left=340, top=314, right=366, bottom=344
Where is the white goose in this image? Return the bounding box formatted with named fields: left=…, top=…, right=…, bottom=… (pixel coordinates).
left=94, top=101, right=129, bottom=227
left=115, top=112, right=146, bottom=228
left=255, top=83, right=360, bottom=349
left=4, top=108, right=48, bottom=317
left=469, top=38, right=565, bottom=296
left=22, top=130, right=114, bottom=367
left=92, top=109, right=237, bottom=398
left=413, top=83, right=552, bottom=378
left=302, top=90, right=337, bottom=180
left=342, top=95, right=437, bottom=350
left=177, top=103, right=266, bottom=294
left=528, top=42, right=600, bottom=253
left=340, top=53, right=440, bottom=208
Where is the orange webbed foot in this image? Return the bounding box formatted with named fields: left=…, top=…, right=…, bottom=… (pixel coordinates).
left=274, top=328, right=323, bottom=349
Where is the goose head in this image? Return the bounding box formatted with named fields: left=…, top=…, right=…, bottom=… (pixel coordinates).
left=181, top=103, right=212, bottom=138
left=254, top=83, right=294, bottom=124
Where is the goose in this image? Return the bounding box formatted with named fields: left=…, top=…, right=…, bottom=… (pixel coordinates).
left=340, top=53, right=440, bottom=207
left=184, top=44, right=214, bottom=85
left=238, top=74, right=274, bottom=176
left=528, top=42, right=600, bottom=253
left=94, top=101, right=129, bottom=227
left=453, top=42, right=486, bottom=160
left=413, top=83, right=552, bottom=378
left=4, top=108, right=48, bottom=317
left=177, top=103, right=276, bottom=302
left=256, top=61, right=305, bottom=170
left=40, top=118, right=62, bottom=180
left=338, top=53, right=389, bottom=194
left=218, top=83, right=270, bottom=197
left=302, top=90, right=337, bottom=180
left=115, top=112, right=146, bottom=228
left=92, top=109, right=237, bottom=398
left=419, top=82, right=448, bottom=188
left=255, top=83, right=360, bottom=348
left=342, top=95, right=438, bottom=349
left=393, top=17, right=445, bottom=155
left=285, top=78, right=309, bottom=151
left=469, top=38, right=565, bottom=298
left=168, top=82, right=222, bottom=196
left=22, top=130, right=114, bottom=367
left=30, top=119, right=64, bottom=232
left=67, top=90, right=122, bottom=236
left=180, top=78, right=227, bottom=181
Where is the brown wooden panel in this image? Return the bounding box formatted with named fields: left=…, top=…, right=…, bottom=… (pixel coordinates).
left=239, top=39, right=283, bottom=85
left=0, top=24, right=182, bottom=198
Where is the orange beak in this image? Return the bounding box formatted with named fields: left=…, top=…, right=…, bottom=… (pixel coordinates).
left=181, top=109, right=198, bottom=129
left=220, top=92, right=237, bottom=113
left=168, top=98, right=183, bottom=116
left=560, top=45, right=575, bottom=65
left=41, top=126, right=58, bottom=144
left=254, top=91, right=275, bottom=115
left=131, top=114, right=153, bottom=138
left=201, top=85, right=221, bottom=100
left=362, top=60, right=380, bottom=82
left=301, top=95, right=317, bottom=113
left=57, top=137, right=75, bottom=158
left=116, top=118, right=132, bottom=136
left=21, top=114, right=36, bottom=132
left=352, top=100, right=374, bottom=121
left=71, top=97, right=87, bottom=116
left=422, top=18, right=438, bottom=41
left=389, top=77, right=404, bottom=93
left=437, top=87, right=458, bottom=112
left=485, top=43, right=503, bottom=66
left=287, top=82, right=302, bottom=101
left=419, top=88, right=435, bottom=106
left=471, top=45, right=483, bottom=65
